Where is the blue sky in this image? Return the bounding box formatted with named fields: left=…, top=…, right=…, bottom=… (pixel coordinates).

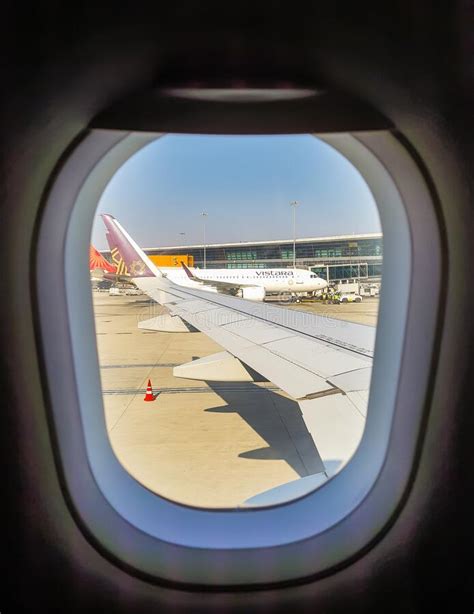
left=92, top=134, right=380, bottom=250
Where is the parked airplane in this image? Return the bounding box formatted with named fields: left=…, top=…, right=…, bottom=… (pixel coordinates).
left=102, top=215, right=328, bottom=300
left=179, top=260, right=327, bottom=299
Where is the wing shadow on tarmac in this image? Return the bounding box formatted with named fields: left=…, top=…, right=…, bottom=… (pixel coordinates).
left=204, top=381, right=325, bottom=478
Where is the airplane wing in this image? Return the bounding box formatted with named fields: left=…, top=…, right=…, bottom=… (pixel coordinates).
left=139, top=275, right=373, bottom=478
left=102, top=214, right=374, bottom=480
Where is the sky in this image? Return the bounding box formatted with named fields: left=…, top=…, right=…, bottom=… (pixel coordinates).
left=91, top=134, right=381, bottom=250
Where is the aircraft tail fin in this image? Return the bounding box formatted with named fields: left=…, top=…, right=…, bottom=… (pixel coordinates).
left=181, top=261, right=199, bottom=280
left=101, top=214, right=160, bottom=278
left=89, top=245, right=116, bottom=273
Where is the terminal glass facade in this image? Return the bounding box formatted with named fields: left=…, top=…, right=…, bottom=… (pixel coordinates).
left=145, top=235, right=383, bottom=281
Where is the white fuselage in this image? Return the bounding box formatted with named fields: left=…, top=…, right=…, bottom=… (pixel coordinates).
left=163, top=267, right=328, bottom=294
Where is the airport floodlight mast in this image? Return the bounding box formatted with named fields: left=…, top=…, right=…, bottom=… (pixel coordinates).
left=290, top=201, right=299, bottom=269
left=200, top=211, right=208, bottom=268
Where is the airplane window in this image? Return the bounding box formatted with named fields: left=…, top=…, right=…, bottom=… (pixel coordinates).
left=89, top=134, right=382, bottom=508
left=36, top=124, right=441, bottom=584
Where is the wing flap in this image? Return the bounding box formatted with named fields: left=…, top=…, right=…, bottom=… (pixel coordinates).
left=328, top=367, right=372, bottom=392
left=263, top=336, right=370, bottom=378
left=236, top=345, right=332, bottom=399
left=299, top=395, right=366, bottom=476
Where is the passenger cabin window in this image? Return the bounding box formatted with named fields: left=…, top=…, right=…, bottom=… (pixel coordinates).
left=90, top=134, right=382, bottom=508
left=36, top=118, right=441, bottom=584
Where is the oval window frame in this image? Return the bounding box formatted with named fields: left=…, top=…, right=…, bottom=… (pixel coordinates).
left=34, top=127, right=443, bottom=586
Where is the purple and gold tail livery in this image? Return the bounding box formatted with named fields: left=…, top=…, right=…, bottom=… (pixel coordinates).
left=101, top=214, right=158, bottom=278
left=181, top=261, right=198, bottom=280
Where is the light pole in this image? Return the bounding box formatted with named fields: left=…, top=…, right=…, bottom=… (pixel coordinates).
left=290, top=201, right=299, bottom=269
left=200, top=211, right=208, bottom=268
left=178, top=232, right=186, bottom=244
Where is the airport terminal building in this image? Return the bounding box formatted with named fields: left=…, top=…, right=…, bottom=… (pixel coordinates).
left=144, top=233, right=383, bottom=283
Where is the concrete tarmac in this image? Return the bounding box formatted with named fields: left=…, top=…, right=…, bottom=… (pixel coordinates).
left=94, top=292, right=378, bottom=508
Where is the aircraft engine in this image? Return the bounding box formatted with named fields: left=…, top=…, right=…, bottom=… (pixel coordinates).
left=241, top=286, right=266, bottom=301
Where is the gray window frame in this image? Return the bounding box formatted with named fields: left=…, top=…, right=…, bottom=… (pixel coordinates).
left=35, top=130, right=442, bottom=586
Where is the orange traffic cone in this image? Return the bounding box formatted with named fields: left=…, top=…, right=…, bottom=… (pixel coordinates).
left=144, top=379, right=156, bottom=402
